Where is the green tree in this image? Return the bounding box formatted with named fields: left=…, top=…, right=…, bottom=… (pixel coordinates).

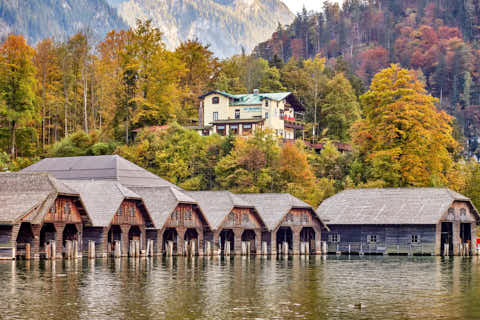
left=0, top=35, right=38, bottom=158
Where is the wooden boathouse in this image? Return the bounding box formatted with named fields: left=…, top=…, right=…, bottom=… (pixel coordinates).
left=0, top=173, right=90, bottom=259
left=129, top=186, right=210, bottom=256
left=184, top=191, right=266, bottom=256
left=63, top=180, right=155, bottom=257
left=317, top=188, right=480, bottom=256
left=237, top=193, right=328, bottom=255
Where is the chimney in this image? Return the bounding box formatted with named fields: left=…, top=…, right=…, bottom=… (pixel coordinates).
left=253, top=89, right=259, bottom=95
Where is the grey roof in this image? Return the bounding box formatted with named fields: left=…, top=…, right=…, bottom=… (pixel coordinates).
left=21, top=155, right=179, bottom=189
left=0, top=173, right=79, bottom=224
left=184, top=191, right=253, bottom=230
left=129, top=186, right=197, bottom=229
left=62, top=180, right=141, bottom=227
left=237, top=193, right=317, bottom=231
left=317, top=188, right=480, bottom=225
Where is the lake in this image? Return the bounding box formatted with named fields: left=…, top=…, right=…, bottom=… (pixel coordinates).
left=0, top=256, right=479, bottom=320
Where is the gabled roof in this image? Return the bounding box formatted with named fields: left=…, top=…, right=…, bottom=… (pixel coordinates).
left=0, top=173, right=79, bottom=225
left=237, top=193, right=319, bottom=231
left=200, top=90, right=305, bottom=111
left=62, top=180, right=143, bottom=227
left=316, top=188, right=480, bottom=225
left=129, top=186, right=198, bottom=229
left=21, top=155, right=179, bottom=189
left=184, top=191, right=253, bottom=230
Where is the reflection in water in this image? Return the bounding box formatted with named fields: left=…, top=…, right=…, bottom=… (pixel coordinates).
left=0, top=256, right=480, bottom=320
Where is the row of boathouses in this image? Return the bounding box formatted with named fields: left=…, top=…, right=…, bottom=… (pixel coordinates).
left=0, top=155, right=326, bottom=259
left=0, top=155, right=478, bottom=259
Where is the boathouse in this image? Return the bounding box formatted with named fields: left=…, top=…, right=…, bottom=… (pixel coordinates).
left=62, top=180, right=155, bottom=257
left=237, top=194, right=327, bottom=255
left=0, top=173, right=90, bottom=259
left=317, top=188, right=480, bottom=256
left=184, top=191, right=266, bottom=255
left=129, top=186, right=210, bottom=256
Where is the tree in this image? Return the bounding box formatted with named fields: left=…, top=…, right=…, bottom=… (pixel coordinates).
left=304, top=54, right=326, bottom=141
left=352, top=64, right=459, bottom=187
left=323, top=73, right=361, bottom=141
left=0, top=35, right=37, bottom=158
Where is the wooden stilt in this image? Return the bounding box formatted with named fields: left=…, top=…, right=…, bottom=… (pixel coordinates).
left=25, top=243, right=31, bottom=260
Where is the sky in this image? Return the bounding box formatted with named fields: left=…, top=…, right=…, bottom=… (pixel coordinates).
left=282, top=0, right=343, bottom=14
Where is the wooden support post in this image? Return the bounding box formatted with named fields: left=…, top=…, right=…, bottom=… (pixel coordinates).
left=167, top=241, right=174, bottom=257
left=233, top=229, right=242, bottom=256
left=45, top=243, right=51, bottom=260
left=53, top=223, right=65, bottom=259
left=300, top=242, right=305, bottom=255
left=213, top=232, right=221, bottom=256
left=146, top=240, right=151, bottom=257
left=31, top=225, right=41, bottom=260
left=246, top=241, right=251, bottom=256
left=271, top=232, right=277, bottom=256
left=262, top=241, right=268, bottom=255
left=241, top=242, right=247, bottom=255
left=121, top=225, right=130, bottom=257
left=25, top=243, right=31, bottom=260
left=177, top=228, right=186, bottom=256
left=225, top=241, right=231, bottom=256
left=51, top=240, right=56, bottom=260
left=114, top=240, right=121, bottom=258
left=255, top=231, right=261, bottom=255
left=65, top=240, right=72, bottom=260
left=292, top=227, right=301, bottom=255
left=282, top=242, right=288, bottom=255
left=88, top=241, right=96, bottom=259
left=206, top=241, right=212, bottom=256
left=135, top=240, right=140, bottom=257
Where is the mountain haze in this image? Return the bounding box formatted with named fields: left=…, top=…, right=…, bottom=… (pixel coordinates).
left=0, top=0, right=127, bottom=43
left=113, top=0, right=295, bottom=57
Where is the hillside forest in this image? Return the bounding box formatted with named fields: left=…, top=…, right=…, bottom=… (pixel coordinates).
left=2, top=1, right=480, bottom=209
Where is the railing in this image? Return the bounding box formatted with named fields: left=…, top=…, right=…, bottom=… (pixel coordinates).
left=326, top=242, right=436, bottom=256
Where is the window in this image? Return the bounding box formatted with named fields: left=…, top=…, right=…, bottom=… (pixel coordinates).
left=117, top=206, right=122, bottom=216
left=64, top=203, right=71, bottom=215
left=50, top=203, right=56, bottom=213
left=286, top=213, right=294, bottom=222
left=213, top=112, right=219, bottom=121
left=212, top=97, right=220, bottom=104
left=229, top=212, right=234, bottom=223
left=230, top=124, right=239, bottom=135
left=242, top=124, right=252, bottom=135
left=217, top=125, right=226, bottom=136
left=185, top=209, right=192, bottom=221
left=235, top=109, right=240, bottom=119
left=243, top=213, right=249, bottom=224
left=329, top=234, right=340, bottom=243
left=411, top=235, right=421, bottom=244
left=447, top=208, right=455, bottom=220
left=367, top=235, right=377, bottom=243
left=460, top=208, right=467, bottom=217
left=124, top=205, right=129, bottom=216
left=130, top=206, right=135, bottom=217
left=303, top=213, right=309, bottom=223
left=280, top=109, right=284, bottom=120
left=172, top=210, right=179, bottom=220
left=265, top=112, right=269, bottom=119
left=265, top=99, right=269, bottom=107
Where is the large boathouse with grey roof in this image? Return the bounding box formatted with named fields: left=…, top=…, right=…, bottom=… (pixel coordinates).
left=317, top=188, right=480, bottom=256
left=238, top=193, right=328, bottom=255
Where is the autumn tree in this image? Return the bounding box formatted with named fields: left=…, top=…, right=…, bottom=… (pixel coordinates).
left=0, top=35, right=37, bottom=158
left=352, top=64, right=459, bottom=187
left=304, top=54, right=326, bottom=140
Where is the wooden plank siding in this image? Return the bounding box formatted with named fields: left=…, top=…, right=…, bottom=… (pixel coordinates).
left=44, top=197, right=83, bottom=224
left=164, top=204, right=206, bottom=229
left=322, top=225, right=437, bottom=255
left=222, top=208, right=263, bottom=230
left=111, top=200, right=145, bottom=226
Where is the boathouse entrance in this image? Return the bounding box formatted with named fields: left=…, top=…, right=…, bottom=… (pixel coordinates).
left=276, top=227, right=293, bottom=255
left=220, top=229, right=234, bottom=255
left=441, top=222, right=454, bottom=256
left=40, top=223, right=56, bottom=256
left=460, top=223, right=472, bottom=255
left=241, top=230, right=256, bottom=254
left=108, top=225, right=122, bottom=255
left=163, top=228, right=178, bottom=255
left=300, top=227, right=315, bottom=254
left=184, top=228, right=199, bottom=256
left=16, top=222, right=34, bottom=259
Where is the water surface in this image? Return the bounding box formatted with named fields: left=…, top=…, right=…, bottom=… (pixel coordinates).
left=1, top=256, right=479, bottom=320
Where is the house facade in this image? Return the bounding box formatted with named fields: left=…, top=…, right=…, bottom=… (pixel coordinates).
left=317, top=188, right=480, bottom=256
left=198, top=90, right=305, bottom=141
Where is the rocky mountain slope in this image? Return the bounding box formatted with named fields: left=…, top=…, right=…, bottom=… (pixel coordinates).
left=0, top=0, right=127, bottom=43
left=112, top=0, right=294, bottom=57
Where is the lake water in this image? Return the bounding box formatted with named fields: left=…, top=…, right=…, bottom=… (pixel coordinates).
left=0, top=256, right=479, bottom=320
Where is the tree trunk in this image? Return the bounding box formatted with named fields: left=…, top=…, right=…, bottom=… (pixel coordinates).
left=10, top=120, right=16, bottom=159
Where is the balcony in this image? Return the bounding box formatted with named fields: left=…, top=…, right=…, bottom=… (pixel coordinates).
left=284, top=116, right=304, bottom=130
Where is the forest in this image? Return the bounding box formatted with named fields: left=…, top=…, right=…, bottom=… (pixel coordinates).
left=2, top=1, right=480, bottom=209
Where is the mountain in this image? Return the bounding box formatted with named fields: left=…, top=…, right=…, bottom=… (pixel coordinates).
left=112, top=0, right=295, bottom=58
left=0, top=0, right=127, bottom=43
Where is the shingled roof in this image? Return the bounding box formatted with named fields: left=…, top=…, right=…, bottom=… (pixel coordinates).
left=129, top=186, right=198, bottom=229
left=21, top=155, right=179, bottom=189
left=237, top=193, right=321, bottom=231
left=0, top=173, right=79, bottom=225
left=317, top=188, right=480, bottom=225
left=62, top=180, right=146, bottom=227
left=184, top=191, right=253, bottom=230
